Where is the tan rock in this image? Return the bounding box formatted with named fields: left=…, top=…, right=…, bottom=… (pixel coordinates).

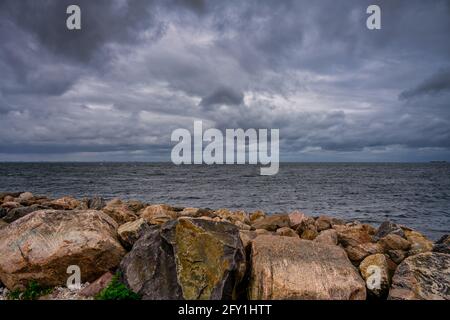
left=251, top=214, right=290, bottom=231
left=378, top=234, right=411, bottom=252
left=344, top=243, right=383, bottom=263
left=0, top=209, right=126, bottom=290
left=3, top=196, right=15, bottom=202
left=250, top=210, right=265, bottom=222
left=248, top=236, right=366, bottom=300
left=1, top=202, right=20, bottom=210
left=239, top=230, right=258, bottom=251
left=288, top=210, right=306, bottom=229
left=103, top=199, right=138, bottom=225
left=314, top=229, right=338, bottom=246
left=276, top=227, right=299, bottom=238
left=48, top=196, right=81, bottom=210
left=359, top=254, right=390, bottom=298
left=255, top=229, right=272, bottom=235
left=17, top=192, right=34, bottom=202
left=334, top=223, right=374, bottom=247
left=235, top=220, right=252, bottom=231
left=315, top=216, right=333, bottom=231
left=140, top=204, right=177, bottom=225
left=300, top=228, right=319, bottom=240
left=404, top=230, right=433, bottom=255
left=296, top=216, right=318, bottom=240
left=118, top=218, right=150, bottom=249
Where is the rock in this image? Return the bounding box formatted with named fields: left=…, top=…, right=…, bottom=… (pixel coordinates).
left=335, top=223, right=374, bottom=247
left=433, top=235, right=450, bottom=254
left=359, top=254, right=390, bottom=298
left=39, top=283, right=93, bottom=300
left=120, top=218, right=246, bottom=300
left=17, top=192, right=34, bottom=202
left=344, top=243, right=383, bottom=263
left=314, top=229, right=338, bottom=246
left=276, top=227, right=299, bottom=238
left=0, top=192, right=23, bottom=201
left=300, top=228, right=319, bottom=240
left=235, top=221, right=252, bottom=231
left=288, top=210, right=306, bottom=229
left=255, top=229, right=272, bottom=235
left=86, top=197, right=106, bottom=210
left=47, top=197, right=81, bottom=210
left=388, top=252, right=450, bottom=300
left=315, top=216, right=333, bottom=231
left=387, top=249, right=408, bottom=264
left=0, top=207, right=6, bottom=219
left=102, top=199, right=138, bottom=225
left=0, top=202, right=20, bottom=210
left=117, top=218, right=150, bottom=249
left=2, top=204, right=48, bottom=223
left=178, top=207, right=213, bottom=218
left=126, top=200, right=145, bottom=213
left=248, top=235, right=366, bottom=300
left=0, top=209, right=126, bottom=290
left=0, top=219, right=7, bottom=229
left=251, top=214, right=290, bottom=232
left=250, top=210, right=265, bottom=222
left=404, top=230, right=433, bottom=255
left=295, top=216, right=318, bottom=240
left=239, top=230, right=258, bottom=252
left=375, top=220, right=405, bottom=239
left=140, top=204, right=177, bottom=225
left=79, top=272, right=114, bottom=297
left=378, top=234, right=411, bottom=252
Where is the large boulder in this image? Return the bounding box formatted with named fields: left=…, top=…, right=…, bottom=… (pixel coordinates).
left=251, top=214, right=290, bottom=232
left=388, top=252, right=450, bottom=300
left=0, top=210, right=126, bottom=290
left=102, top=199, right=138, bottom=225
left=248, top=235, right=366, bottom=300
left=120, top=218, right=246, bottom=300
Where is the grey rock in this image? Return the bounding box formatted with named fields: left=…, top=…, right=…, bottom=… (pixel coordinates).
left=388, top=252, right=450, bottom=300
left=3, top=204, right=48, bottom=223
left=375, top=220, right=405, bottom=240
left=120, top=218, right=246, bottom=300
left=433, top=234, right=450, bottom=254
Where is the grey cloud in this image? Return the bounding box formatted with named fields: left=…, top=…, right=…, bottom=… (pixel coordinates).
left=400, top=69, right=450, bottom=99
left=200, top=87, right=244, bottom=109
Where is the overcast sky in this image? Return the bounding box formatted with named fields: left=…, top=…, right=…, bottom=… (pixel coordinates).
left=0, top=0, right=449, bottom=162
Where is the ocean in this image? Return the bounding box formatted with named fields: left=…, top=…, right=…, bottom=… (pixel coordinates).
left=0, top=162, right=449, bottom=240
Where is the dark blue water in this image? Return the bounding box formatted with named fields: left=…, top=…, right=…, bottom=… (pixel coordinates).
left=1, top=163, right=449, bottom=240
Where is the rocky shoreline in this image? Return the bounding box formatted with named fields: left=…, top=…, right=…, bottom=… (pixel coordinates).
left=0, top=192, right=449, bottom=300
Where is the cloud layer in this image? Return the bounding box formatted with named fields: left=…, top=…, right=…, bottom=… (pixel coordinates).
left=0, top=0, right=449, bottom=161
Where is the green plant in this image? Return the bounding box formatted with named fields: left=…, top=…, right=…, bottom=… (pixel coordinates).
left=8, top=280, right=53, bottom=300
left=95, top=273, right=140, bottom=300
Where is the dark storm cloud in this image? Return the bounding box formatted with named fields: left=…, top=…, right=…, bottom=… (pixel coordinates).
left=200, top=87, right=244, bottom=109
left=400, top=69, right=450, bottom=99
left=0, top=0, right=450, bottom=161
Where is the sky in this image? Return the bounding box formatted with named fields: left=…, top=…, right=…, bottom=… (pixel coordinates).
left=0, top=0, right=449, bottom=162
